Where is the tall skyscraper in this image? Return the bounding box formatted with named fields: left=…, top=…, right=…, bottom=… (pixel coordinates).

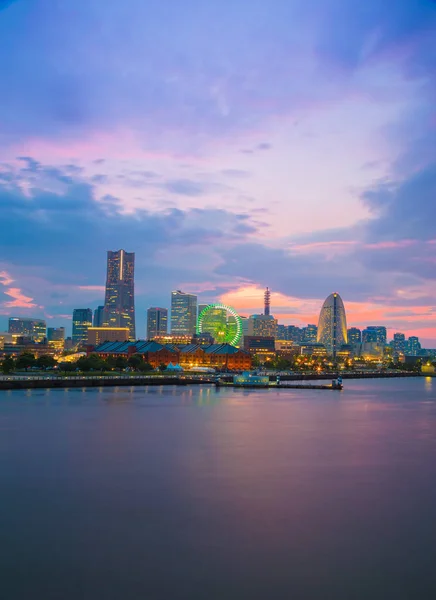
left=393, top=332, right=406, bottom=357
left=317, top=293, right=348, bottom=356
left=93, top=305, right=105, bottom=327
left=302, top=324, right=318, bottom=343
left=348, top=327, right=362, bottom=345
left=47, top=327, right=65, bottom=350
left=247, top=314, right=278, bottom=338
left=8, top=317, right=46, bottom=342
left=72, top=309, right=93, bottom=345
left=147, top=307, right=168, bottom=339
left=365, top=326, right=387, bottom=346
left=103, top=249, right=136, bottom=339
left=406, top=336, right=421, bottom=356
left=171, top=291, right=197, bottom=335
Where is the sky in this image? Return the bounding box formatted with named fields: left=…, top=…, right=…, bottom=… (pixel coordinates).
left=0, top=0, right=435, bottom=343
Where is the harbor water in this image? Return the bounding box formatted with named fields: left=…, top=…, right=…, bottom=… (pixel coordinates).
left=1, top=378, right=436, bottom=599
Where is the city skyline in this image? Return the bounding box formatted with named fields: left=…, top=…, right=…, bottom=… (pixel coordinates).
left=0, top=1, right=435, bottom=343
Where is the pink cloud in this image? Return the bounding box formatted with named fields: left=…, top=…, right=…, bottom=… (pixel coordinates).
left=3, top=287, right=36, bottom=309
left=78, top=285, right=106, bottom=291
left=0, top=270, right=14, bottom=286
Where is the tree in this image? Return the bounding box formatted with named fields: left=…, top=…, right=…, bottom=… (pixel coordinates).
left=127, top=354, right=143, bottom=370
left=115, top=356, right=128, bottom=371
left=2, top=356, right=15, bottom=374
left=36, top=355, right=56, bottom=370
left=158, top=363, right=167, bottom=372
left=58, top=361, right=76, bottom=373
left=138, top=361, right=153, bottom=372
left=15, top=352, right=36, bottom=371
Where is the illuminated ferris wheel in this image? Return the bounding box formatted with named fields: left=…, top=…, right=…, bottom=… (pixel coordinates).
left=197, top=303, right=243, bottom=346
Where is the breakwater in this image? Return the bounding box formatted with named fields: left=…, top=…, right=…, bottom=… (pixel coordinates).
left=0, top=374, right=213, bottom=391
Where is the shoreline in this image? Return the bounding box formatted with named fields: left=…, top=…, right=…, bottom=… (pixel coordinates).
left=0, top=371, right=421, bottom=391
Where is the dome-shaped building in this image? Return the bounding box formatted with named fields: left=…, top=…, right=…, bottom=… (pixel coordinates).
left=317, top=293, right=348, bottom=357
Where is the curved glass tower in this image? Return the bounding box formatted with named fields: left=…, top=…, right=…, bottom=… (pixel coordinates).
left=317, top=293, right=348, bottom=356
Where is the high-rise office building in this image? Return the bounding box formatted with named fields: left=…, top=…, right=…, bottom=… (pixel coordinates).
left=348, top=327, right=362, bottom=345
left=47, top=327, right=65, bottom=351
left=406, top=336, right=421, bottom=356
left=171, top=291, right=197, bottom=335
left=288, top=325, right=303, bottom=343
left=247, top=314, right=278, bottom=338
left=317, top=293, right=348, bottom=356
left=302, top=324, right=318, bottom=343
left=277, top=324, right=288, bottom=340
left=365, top=326, right=387, bottom=346
left=8, top=317, right=46, bottom=342
left=72, top=308, right=93, bottom=345
left=93, top=305, right=105, bottom=327
left=147, top=307, right=168, bottom=339
left=393, top=332, right=406, bottom=357
left=103, top=249, right=136, bottom=339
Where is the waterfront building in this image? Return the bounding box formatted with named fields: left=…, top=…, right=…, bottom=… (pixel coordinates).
left=103, top=249, right=136, bottom=339
left=302, top=324, right=318, bottom=343
left=47, top=327, right=65, bottom=351
left=406, top=336, right=421, bottom=356
left=287, top=325, right=303, bottom=343
left=8, top=317, right=46, bottom=342
left=93, top=340, right=252, bottom=371
left=171, top=290, right=197, bottom=335
left=348, top=327, right=362, bottom=345
left=247, top=314, right=278, bottom=338
left=317, top=293, right=348, bottom=356
left=393, top=332, right=406, bottom=357
left=93, top=305, right=105, bottom=327
left=72, top=309, right=93, bottom=345
left=364, top=326, right=387, bottom=346
left=300, top=343, right=328, bottom=357
left=87, top=327, right=130, bottom=347
left=147, top=307, right=168, bottom=339
left=277, top=324, right=288, bottom=340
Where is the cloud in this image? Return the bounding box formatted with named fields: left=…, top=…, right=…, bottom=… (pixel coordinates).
left=2, top=287, right=36, bottom=309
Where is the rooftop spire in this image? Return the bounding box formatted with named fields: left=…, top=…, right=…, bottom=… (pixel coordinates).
left=264, top=287, right=271, bottom=316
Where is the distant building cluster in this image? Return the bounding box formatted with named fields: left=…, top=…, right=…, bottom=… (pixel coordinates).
left=0, top=249, right=433, bottom=367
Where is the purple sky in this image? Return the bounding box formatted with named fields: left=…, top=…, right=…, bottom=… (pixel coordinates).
left=0, top=0, right=435, bottom=342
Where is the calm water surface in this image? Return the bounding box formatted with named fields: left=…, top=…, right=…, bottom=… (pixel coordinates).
left=1, top=378, right=436, bottom=599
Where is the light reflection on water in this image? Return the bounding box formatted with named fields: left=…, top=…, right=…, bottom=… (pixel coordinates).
left=1, top=378, right=436, bottom=600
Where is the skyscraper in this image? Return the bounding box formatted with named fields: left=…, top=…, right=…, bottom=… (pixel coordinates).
left=247, top=314, right=278, bottom=338
left=317, top=293, right=348, bottom=356
left=72, top=309, right=93, bottom=345
left=8, top=317, right=46, bottom=342
left=348, top=327, right=362, bottom=345
left=103, top=250, right=135, bottom=339
left=47, top=327, right=65, bottom=350
left=302, top=324, right=318, bottom=343
left=365, top=326, right=387, bottom=346
left=393, top=332, right=406, bottom=357
left=171, top=291, right=197, bottom=335
left=93, top=305, right=105, bottom=327
left=147, top=307, right=168, bottom=339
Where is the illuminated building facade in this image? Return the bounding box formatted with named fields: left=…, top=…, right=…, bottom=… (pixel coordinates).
left=317, top=293, right=348, bottom=356
left=171, top=290, right=197, bottom=335
left=87, top=327, right=130, bottom=347
left=393, top=332, right=406, bottom=357
left=47, top=327, right=65, bottom=351
left=72, top=308, right=93, bottom=345
left=302, top=324, right=318, bottom=343
left=348, top=327, right=362, bottom=345
left=247, top=314, right=278, bottom=339
left=103, top=250, right=136, bottom=339
left=8, top=317, right=46, bottom=342
left=147, top=307, right=168, bottom=339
